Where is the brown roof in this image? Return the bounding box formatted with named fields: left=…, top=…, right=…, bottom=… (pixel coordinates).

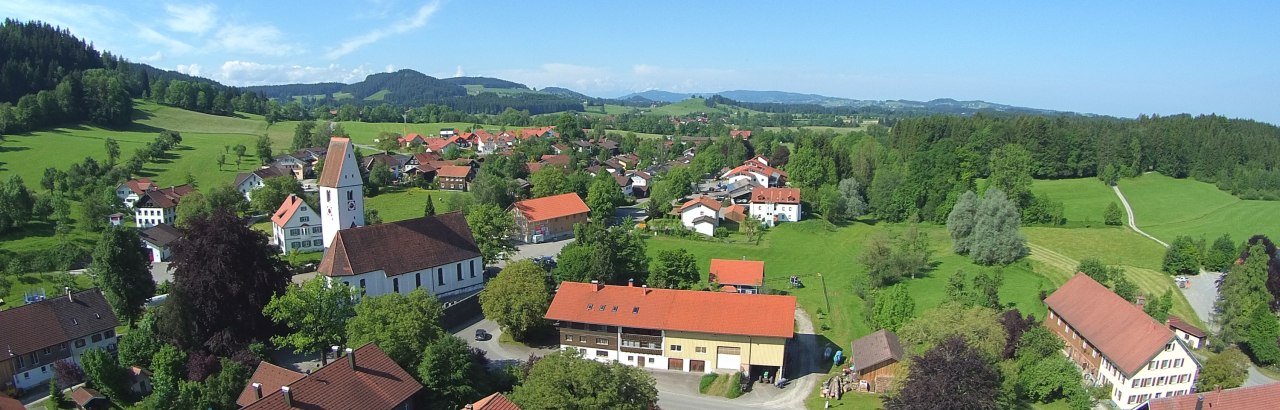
left=120, top=178, right=154, bottom=196
left=849, top=329, right=905, bottom=373
left=511, top=193, right=590, bottom=222
left=722, top=204, right=747, bottom=223
left=318, top=212, right=481, bottom=277
left=242, top=344, right=423, bottom=410
left=0, top=289, right=119, bottom=356
left=1147, top=384, right=1280, bottom=409
left=270, top=194, right=311, bottom=227
left=70, top=387, right=106, bottom=407
left=545, top=282, right=796, bottom=338
left=436, top=165, right=473, bottom=179
left=139, top=223, right=183, bottom=248
left=540, top=154, right=571, bottom=166
left=237, top=361, right=306, bottom=407
left=750, top=187, right=800, bottom=204
left=137, top=184, right=195, bottom=209
left=470, top=392, right=521, bottom=410
left=1045, top=273, right=1176, bottom=377
left=1167, top=315, right=1206, bottom=339
left=709, top=259, right=765, bottom=287
left=0, top=396, right=22, bottom=410
left=318, top=137, right=353, bottom=188
left=678, top=196, right=722, bottom=213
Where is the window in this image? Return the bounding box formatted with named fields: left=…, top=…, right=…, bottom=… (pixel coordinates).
left=695, top=347, right=707, bottom=353
left=91, top=334, right=102, bottom=343
left=312, top=227, right=322, bottom=234
left=291, top=242, right=301, bottom=249
left=393, top=278, right=400, bottom=293
left=60, top=343, right=67, bottom=351
left=347, top=190, right=353, bottom=201
left=300, top=216, right=309, bottom=222
left=75, top=339, right=85, bottom=348
left=596, top=350, right=608, bottom=357
left=1161, top=359, right=1170, bottom=369
left=313, top=239, right=322, bottom=246
left=1157, top=376, right=1166, bottom=386
left=290, top=229, right=300, bottom=236
left=648, top=357, right=654, bottom=363
left=670, top=345, right=682, bottom=352
left=628, top=355, right=634, bottom=361
left=416, top=273, right=422, bottom=288
left=104, top=330, right=114, bottom=338
left=470, top=260, right=476, bottom=278
left=437, top=268, right=444, bottom=286
left=596, top=338, right=609, bottom=345
left=456, top=263, right=462, bottom=281
left=327, top=191, right=331, bottom=201
left=565, top=334, right=574, bottom=341
left=1174, top=358, right=1183, bottom=368
left=579, top=336, right=587, bottom=343
left=43, top=348, right=50, bottom=355
left=359, top=279, right=366, bottom=288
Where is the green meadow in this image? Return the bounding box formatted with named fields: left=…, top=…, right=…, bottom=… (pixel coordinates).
left=1119, top=172, right=1280, bottom=242
left=1030, top=177, right=1123, bottom=225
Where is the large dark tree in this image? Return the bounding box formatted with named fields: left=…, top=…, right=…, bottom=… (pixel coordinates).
left=168, top=210, right=291, bottom=355
left=885, top=336, right=1001, bottom=410
left=1240, top=235, right=1280, bottom=312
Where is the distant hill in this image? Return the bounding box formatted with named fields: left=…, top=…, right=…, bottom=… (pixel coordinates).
left=442, top=76, right=528, bottom=89
left=246, top=70, right=467, bottom=102
left=540, top=87, right=591, bottom=100
left=619, top=89, right=1072, bottom=115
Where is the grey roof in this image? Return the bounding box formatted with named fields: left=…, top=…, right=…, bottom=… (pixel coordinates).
left=849, top=329, right=904, bottom=372
left=0, top=289, right=119, bottom=355
left=140, top=223, right=183, bottom=248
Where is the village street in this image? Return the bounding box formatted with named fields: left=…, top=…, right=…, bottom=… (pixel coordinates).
left=1179, top=272, right=1276, bottom=387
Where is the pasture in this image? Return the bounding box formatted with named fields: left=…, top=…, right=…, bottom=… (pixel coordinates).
left=1031, top=177, right=1123, bottom=225
left=365, top=187, right=472, bottom=223
left=1119, top=172, right=1280, bottom=242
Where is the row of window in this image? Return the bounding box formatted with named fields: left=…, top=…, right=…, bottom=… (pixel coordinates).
left=287, top=227, right=322, bottom=236
left=360, top=260, right=479, bottom=294
left=14, top=330, right=115, bottom=368
left=1125, top=389, right=1189, bottom=405
left=1147, top=358, right=1186, bottom=371
left=290, top=239, right=323, bottom=249
left=1130, top=373, right=1192, bottom=389
left=668, top=345, right=708, bottom=353
left=138, top=208, right=170, bottom=216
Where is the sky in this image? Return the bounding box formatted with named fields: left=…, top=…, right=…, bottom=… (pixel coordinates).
left=3, top=0, right=1279, bottom=123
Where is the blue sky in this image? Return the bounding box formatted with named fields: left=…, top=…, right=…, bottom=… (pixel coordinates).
left=3, top=0, right=1278, bottom=123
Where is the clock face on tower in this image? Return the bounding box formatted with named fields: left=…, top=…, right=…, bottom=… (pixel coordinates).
left=347, top=200, right=357, bottom=211
left=326, top=206, right=332, bottom=215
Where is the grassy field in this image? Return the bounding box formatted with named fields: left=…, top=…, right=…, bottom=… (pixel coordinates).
left=1031, top=178, right=1123, bottom=226
left=1118, top=172, right=1280, bottom=242
left=365, top=187, right=471, bottom=223
left=645, top=220, right=1050, bottom=350
left=638, top=98, right=760, bottom=117
left=1, top=272, right=95, bottom=311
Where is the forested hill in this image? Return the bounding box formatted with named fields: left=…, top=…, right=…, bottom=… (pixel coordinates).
left=622, top=89, right=1069, bottom=116
left=442, top=76, right=528, bottom=89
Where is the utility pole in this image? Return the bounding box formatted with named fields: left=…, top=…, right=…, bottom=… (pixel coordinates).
left=817, top=272, right=830, bottom=313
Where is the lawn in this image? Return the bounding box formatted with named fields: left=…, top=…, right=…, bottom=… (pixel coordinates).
left=364, top=187, right=471, bottom=223
left=644, top=220, right=1050, bottom=350
left=1118, top=172, right=1280, bottom=242
left=1, top=272, right=95, bottom=311
left=643, top=98, right=759, bottom=117
left=1031, top=177, right=1123, bottom=226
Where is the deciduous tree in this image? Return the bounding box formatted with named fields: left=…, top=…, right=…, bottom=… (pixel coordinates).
left=871, top=285, right=915, bottom=332
left=648, top=249, right=699, bottom=290
left=1103, top=202, right=1124, bottom=226
left=586, top=172, right=622, bottom=221
left=1205, top=233, right=1238, bottom=273
left=885, top=337, right=1001, bottom=410
left=898, top=302, right=1008, bottom=360
left=81, top=348, right=127, bottom=401
left=1163, top=235, right=1203, bottom=276
left=417, top=335, right=481, bottom=409
left=946, top=190, right=979, bottom=254
left=466, top=203, right=516, bottom=263
left=968, top=189, right=1027, bottom=265
left=264, top=277, right=358, bottom=361
left=345, top=289, right=444, bottom=370
left=249, top=177, right=304, bottom=214
left=510, top=350, right=657, bottom=410
left=1195, top=347, right=1248, bottom=391
left=481, top=261, right=551, bottom=342
left=88, top=226, right=155, bottom=325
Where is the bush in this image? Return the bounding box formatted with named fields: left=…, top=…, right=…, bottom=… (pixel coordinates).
left=699, top=374, right=717, bottom=393
left=726, top=372, right=744, bottom=399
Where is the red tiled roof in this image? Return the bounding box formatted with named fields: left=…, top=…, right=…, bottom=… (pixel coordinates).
left=709, top=259, right=765, bottom=287
left=242, top=344, right=422, bottom=410
left=121, top=178, right=155, bottom=195
left=137, top=184, right=195, bottom=209
left=526, top=162, right=545, bottom=174
left=722, top=204, right=747, bottom=223
left=540, top=154, right=570, bottom=166
left=1167, top=315, right=1206, bottom=338
left=545, top=282, right=796, bottom=338
left=318, top=213, right=481, bottom=277
left=425, top=138, right=453, bottom=152
left=1045, top=273, right=1175, bottom=377
left=678, top=196, right=722, bottom=213
left=1147, top=384, right=1280, bottom=410
left=512, top=193, right=589, bottom=222
left=730, top=130, right=753, bottom=138
left=750, top=187, right=801, bottom=204
left=69, top=387, right=106, bottom=407
left=318, top=137, right=352, bottom=188
left=436, top=165, right=472, bottom=179
left=270, top=194, right=308, bottom=227
left=470, top=392, right=521, bottom=410
left=237, top=362, right=305, bottom=407
left=724, top=162, right=787, bottom=180
left=0, top=289, right=119, bottom=356
left=0, top=396, right=22, bottom=410
left=397, top=133, right=426, bottom=144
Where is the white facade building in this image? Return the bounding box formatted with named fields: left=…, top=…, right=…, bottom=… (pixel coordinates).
left=678, top=197, right=721, bottom=237
left=748, top=187, right=801, bottom=227
left=1102, top=341, right=1198, bottom=408
left=317, top=212, right=485, bottom=300
left=271, top=194, right=323, bottom=254
left=134, top=185, right=194, bottom=228
left=318, top=137, right=365, bottom=248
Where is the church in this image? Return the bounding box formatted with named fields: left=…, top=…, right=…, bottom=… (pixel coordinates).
left=308, top=137, right=486, bottom=299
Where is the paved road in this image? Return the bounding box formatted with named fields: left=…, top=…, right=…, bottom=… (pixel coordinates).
left=1112, top=185, right=1169, bottom=248
left=1179, top=271, right=1275, bottom=387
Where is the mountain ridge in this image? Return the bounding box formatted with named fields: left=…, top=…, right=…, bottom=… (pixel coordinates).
left=618, top=89, right=1073, bottom=115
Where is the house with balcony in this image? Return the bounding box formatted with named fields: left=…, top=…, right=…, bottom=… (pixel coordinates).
left=1045, top=273, right=1200, bottom=409
left=545, top=281, right=795, bottom=380
left=0, top=289, right=119, bottom=394
left=134, top=185, right=195, bottom=228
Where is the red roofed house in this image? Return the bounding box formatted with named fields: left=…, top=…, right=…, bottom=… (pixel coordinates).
left=0, top=395, right=23, bottom=410
left=237, top=361, right=305, bottom=407
left=1045, top=273, right=1200, bottom=409
left=0, top=289, right=119, bottom=393
left=424, top=137, right=456, bottom=153
left=546, top=281, right=795, bottom=377
left=240, top=344, right=422, bottom=410
left=467, top=392, right=521, bottom=410
left=115, top=178, right=155, bottom=207
left=134, top=184, right=195, bottom=228
left=721, top=161, right=787, bottom=187
left=510, top=193, right=590, bottom=243
left=518, top=126, right=557, bottom=140
left=318, top=212, right=484, bottom=299
left=748, top=187, right=801, bottom=227
left=1166, top=316, right=1206, bottom=350
left=436, top=165, right=475, bottom=191
left=271, top=194, right=323, bottom=254
left=709, top=259, right=765, bottom=294
left=1140, top=383, right=1280, bottom=410
left=397, top=133, right=428, bottom=148
left=678, top=196, right=722, bottom=236
left=730, top=129, right=753, bottom=139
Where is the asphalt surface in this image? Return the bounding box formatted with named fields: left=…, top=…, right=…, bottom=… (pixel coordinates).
left=1179, top=272, right=1276, bottom=387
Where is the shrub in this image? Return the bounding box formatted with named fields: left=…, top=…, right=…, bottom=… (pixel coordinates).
left=699, top=374, right=718, bottom=393
left=726, top=372, right=744, bottom=399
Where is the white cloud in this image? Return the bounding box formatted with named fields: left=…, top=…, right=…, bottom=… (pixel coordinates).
left=164, top=3, right=217, bottom=35
left=326, top=0, right=442, bottom=59
left=138, top=51, right=165, bottom=63
left=494, top=63, right=619, bottom=94
left=212, top=60, right=375, bottom=86
left=2, top=0, right=123, bottom=49
left=138, top=26, right=194, bottom=54
left=214, top=24, right=298, bottom=56
left=176, top=63, right=202, bottom=77
left=454, top=65, right=465, bottom=77
left=386, top=64, right=397, bottom=72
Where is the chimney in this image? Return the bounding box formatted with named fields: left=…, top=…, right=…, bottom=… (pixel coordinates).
left=1195, top=394, right=1204, bottom=410
left=642, top=284, right=649, bottom=295
left=250, top=383, right=262, bottom=400
left=65, top=287, right=72, bottom=302
left=591, top=280, right=601, bottom=291
left=281, top=386, right=292, bottom=407
left=346, top=347, right=355, bottom=370
left=628, top=278, right=634, bottom=287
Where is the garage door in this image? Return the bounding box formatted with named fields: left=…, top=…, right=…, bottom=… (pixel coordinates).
left=668, top=358, right=683, bottom=371
left=717, top=346, right=741, bottom=370
left=689, top=360, right=705, bottom=372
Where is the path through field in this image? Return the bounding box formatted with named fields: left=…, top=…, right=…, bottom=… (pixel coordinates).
left=1112, top=185, right=1170, bottom=248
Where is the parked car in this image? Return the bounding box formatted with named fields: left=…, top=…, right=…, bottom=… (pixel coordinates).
left=475, top=329, right=490, bottom=341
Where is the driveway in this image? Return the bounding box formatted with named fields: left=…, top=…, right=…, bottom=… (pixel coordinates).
left=450, top=316, right=554, bottom=369
left=1179, top=271, right=1276, bottom=387
left=498, top=238, right=575, bottom=269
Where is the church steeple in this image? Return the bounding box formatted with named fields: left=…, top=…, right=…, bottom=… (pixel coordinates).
left=319, top=136, right=365, bottom=248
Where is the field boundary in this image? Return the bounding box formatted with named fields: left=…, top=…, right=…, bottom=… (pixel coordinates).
left=1112, top=185, right=1169, bottom=248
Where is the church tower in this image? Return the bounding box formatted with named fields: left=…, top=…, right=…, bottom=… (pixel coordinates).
left=319, top=137, right=365, bottom=248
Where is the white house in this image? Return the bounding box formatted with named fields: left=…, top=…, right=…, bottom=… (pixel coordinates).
left=318, top=137, right=365, bottom=248
left=115, top=178, right=155, bottom=208
left=720, top=160, right=787, bottom=188
left=234, top=166, right=292, bottom=201
left=1045, top=274, right=1200, bottom=409
left=748, top=187, right=801, bottom=227
left=139, top=223, right=182, bottom=262
left=134, top=185, right=195, bottom=228
left=317, top=212, right=484, bottom=299
left=678, top=196, right=722, bottom=237
left=1166, top=316, right=1206, bottom=350
left=628, top=171, right=652, bottom=198
left=0, top=290, right=119, bottom=393
left=271, top=194, right=323, bottom=254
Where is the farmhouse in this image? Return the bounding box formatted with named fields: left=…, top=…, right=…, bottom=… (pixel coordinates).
left=709, top=259, right=765, bottom=294
left=0, top=289, right=119, bottom=393
left=1045, top=273, right=1200, bottom=409
left=271, top=194, right=323, bottom=254
left=396, top=133, right=428, bottom=148
left=234, top=165, right=292, bottom=200
left=749, top=187, right=801, bottom=227
left=134, top=184, right=195, bottom=228
left=115, top=178, right=155, bottom=208
left=1140, top=382, right=1280, bottom=409
left=545, top=281, right=795, bottom=379
left=510, top=193, right=590, bottom=243
left=436, top=165, right=474, bottom=191
left=139, top=223, right=182, bottom=262
left=240, top=344, right=421, bottom=410
left=318, top=212, right=484, bottom=299
left=848, top=329, right=904, bottom=393
left=678, top=196, right=722, bottom=236
left=268, top=147, right=326, bottom=180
